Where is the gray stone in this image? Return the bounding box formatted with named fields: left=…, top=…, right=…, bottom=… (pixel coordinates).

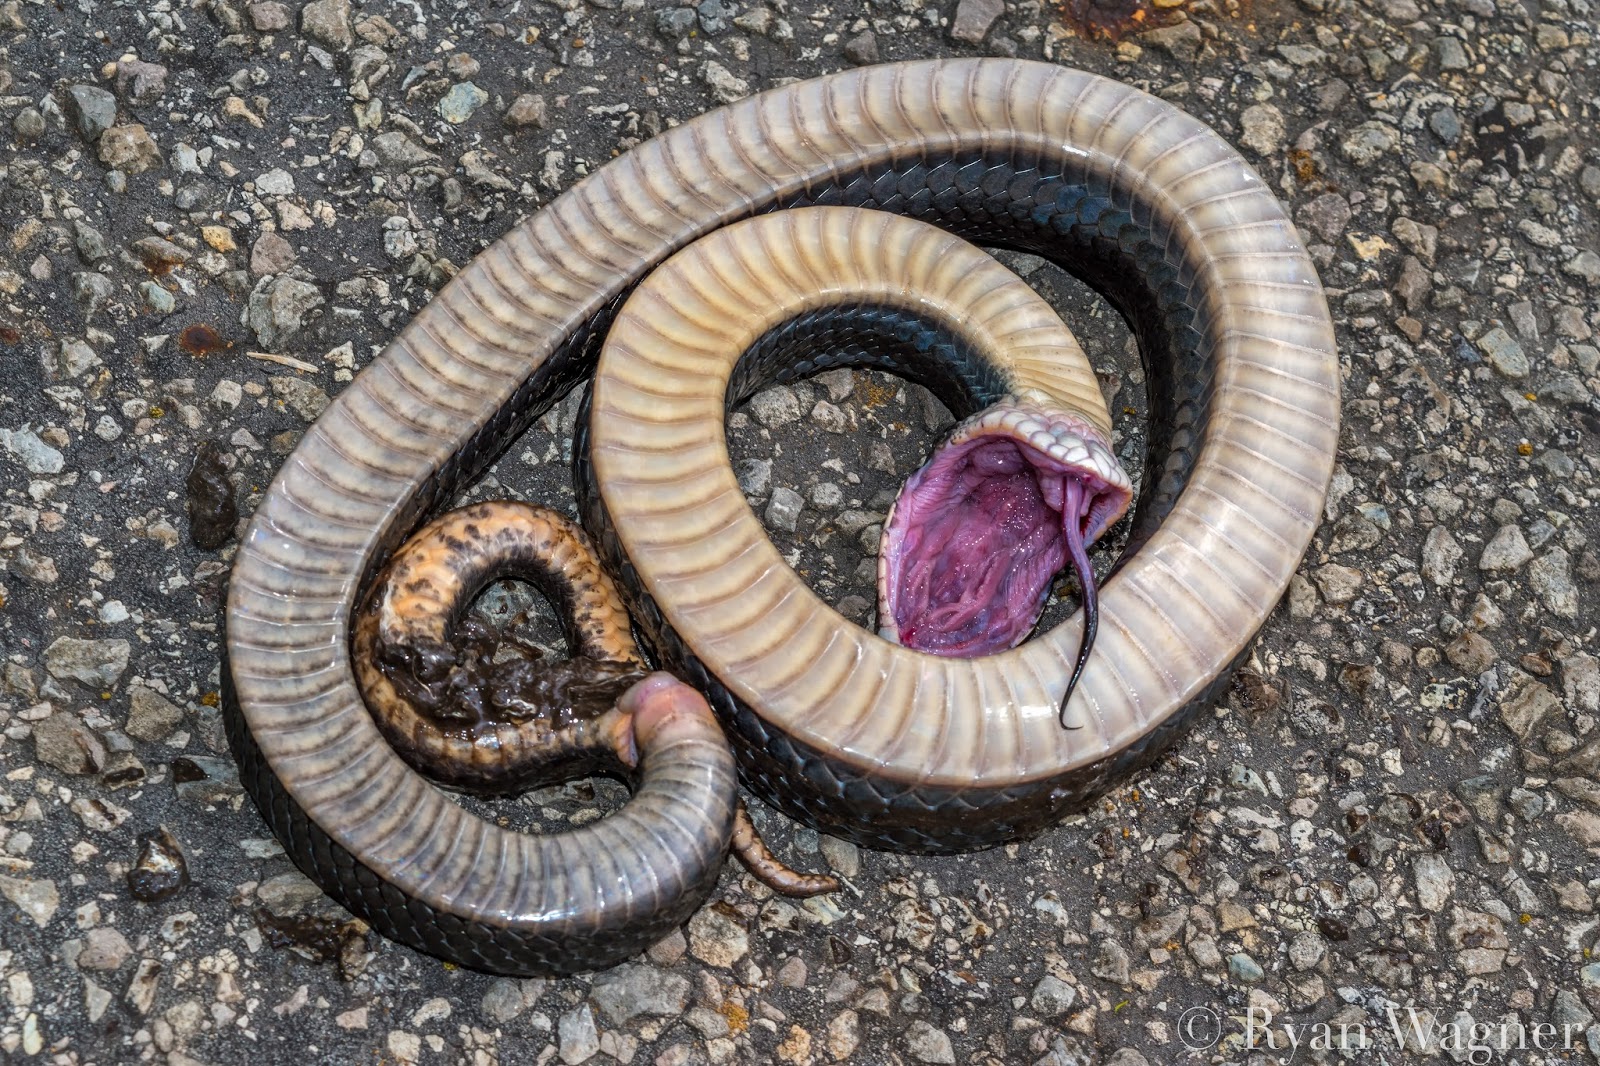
left=250, top=232, right=298, bottom=276
left=687, top=906, right=748, bottom=967
left=1302, top=193, right=1351, bottom=241
left=1090, top=938, right=1130, bottom=984
left=249, top=1, right=291, bottom=30
left=438, top=82, right=488, bottom=124
left=736, top=458, right=772, bottom=496
left=700, top=61, right=749, bottom=104
left=98, top=125, right=162, bottom=174
left=1340, top=121, right=1399, bottom=167
left=904, top=1021, right=955, bottom=1064
left=1420, top=526, right=1462, bottom=587
left=74, top=221, right=111, bottom=261
left=74, top=271, right=114, bottom=314
left=127, top=687, right=184, bottom=742
left=12, top=107, right=43, bottom=139
left=245, top=276, right=324, bottom=348
left=256, top=871, right=324, bottom=914
left=1414, top=853, right=1454, bottom=912
left=558, top=1004, right=599, bottom=1065
left=114, top=59, right=168, bottom=103
left=480, top=978, right=544, bottom=1023
left=1479, top=524, right=1532, bottom=572
left=77, top=926, right=132, bottom=971
left=1529, top=549, right=1577, bottom=619
left=1563, top=653, right=1600, bottom=715
left=504, top=93, right=548, bottom=130
left=655, top=7, right=696, bottom=37
left=140, top=281, right=175, bottom=315
left=1228, top=952, right=1265, bottom=983
left=1140, top=20, right=1202, bottom=64
left=843, top=29, right=879, bottom=64
left=1563, top=251, right=1600, bottom=288
left=1, top=426, right=65, bottom=475
left=300, top=0, right=353, bottom=50
left=1476, top=327, right=1528, bottom=378
left=371, top=131, right=439, bottom=168
left=748, top=385, right=801, bottom=427
left=56, top=338, right=102, bottom=377
left=1029, top=975, right=1077, bottom=1017
left=33, top=714, right=106, bottom=775
left=1498, top=670, right=1559, bottom=740
left=1239, top=103, right=1285, bottom=156
left=253, top=167, right=295, bottom=196
left=766, top=487, right=803, bottom=532
left=1429, top=106, right=1461, bottom=143
left=66, top=85, right=117, bottom=142
left=589, top=963, right=691, bottom=1026
left=44, top=637, right=131, bottom=687
left=949, top=0, right=1002, bottom=43
left=0, top=875, right=60, bottom=928
left=1432, top=35, right=1469, bottom=70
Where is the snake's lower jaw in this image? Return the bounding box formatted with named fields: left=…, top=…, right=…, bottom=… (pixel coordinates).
left=877, top=399, right=1133, bottom=664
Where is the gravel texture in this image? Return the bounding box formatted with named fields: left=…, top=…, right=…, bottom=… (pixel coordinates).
left=2, top=0, right=1599, bottom=1062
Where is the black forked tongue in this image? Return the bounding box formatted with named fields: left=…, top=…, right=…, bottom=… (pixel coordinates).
left=1058, top=479, right=1098, bottom=728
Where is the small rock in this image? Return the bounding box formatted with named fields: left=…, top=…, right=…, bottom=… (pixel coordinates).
left=589, top=964, right=691, bottom=1026
left=1340, top=121, right=1399, bottom=167
left=766, top=487, right=804, bottom=533
left=949, top=0, right=1003, bottom=43
left=245, top=275, right=324, bottom=348
left=1414, top=853, right=1454, bottom=912
left=186, top=441, right=238, bottom=549
left=251, top=232, right=298, bottom=276
left=1228, top=952, right=1265, bottom=983
left=1429, top=107, right=1461, bottom=143
left=127, top=686, right=185, bottom=742
left=687, top=906, right=749, bottom=967
left=438, top=82, right=488, bottom=124
left=1475, top=327, right=1527, bottom=378
left=1302, top=193, right=1352, bottom=242
left=1479, top=524, right=1532, bottom=572
left=1498, top=670, right=1559, bottom=740
left=249, top=1, right=291, bottom=30
left=1239, top=103, right=1285, bottom=156
left=1141, top=20, right=1202, bottom=64
left=700, top=61, right=749, bottom=105
left=504, top=93, right=548, bottom=130
left=1563, top=251, right=1600, bottom=288
left=114, top=59, right=168, bottom=104
left=254, top=167, right=296, bottom=196
left=44, top=637, right=132, bottom=687
left=904, top=1021, right=955, bottom=1064
left=749, top=385, right=801, bottom=427
left=736, top=458, right=772, bottom=496
left=558, top=1004, right=600, bottom=1065
left=1029, top=975, right=1077, bottom=1017
left=66, top=85, right=117, bottom=142
left=842, top=29, right=879, bottom=64
left=1, top=426, right=65, bottom=475
left=300, top=0, right=353, bottom=50
left=1420, top=526, right=1462, bottom=586
left=127, top=829, right=189, bottom=903
left=1445, top=631, right=1495, bottom=675
left=98, top=125, right=162, bottom=174
left=1090, top=938, right=1131, bottom=984
left=33, top=713, right=107, bottom=775
left=480, top=978, right=544, bottom=1024
left=371, top=131, right=440, bottom=168
left=0, top=875, right=60, bottom=927
left=78, top=926, right=133, bottom=971
left=1528, top=549, right=1577, bottom=619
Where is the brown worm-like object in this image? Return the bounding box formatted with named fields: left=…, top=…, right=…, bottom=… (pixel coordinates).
left=352, top=501, right=838, bottom=897
left=224, top=59, right=1339, bottom=975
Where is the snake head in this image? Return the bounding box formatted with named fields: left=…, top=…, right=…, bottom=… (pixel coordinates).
left=877, top=397, right=1133, bottom=716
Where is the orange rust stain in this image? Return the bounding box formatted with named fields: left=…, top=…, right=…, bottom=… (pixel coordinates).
left=179, top=323, right=232, bottom=356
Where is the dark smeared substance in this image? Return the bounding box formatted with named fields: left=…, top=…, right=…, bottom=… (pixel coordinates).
left=256, top=909, right=373, bottom=978
left=127, top=827, right=189, bottom=903
left=377, top=615, right=645, bottom=734
left=186, top=441, right=237, bottom=549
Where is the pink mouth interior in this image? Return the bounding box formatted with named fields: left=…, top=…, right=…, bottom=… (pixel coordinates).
left=882, top=435, right=1124, bottom=658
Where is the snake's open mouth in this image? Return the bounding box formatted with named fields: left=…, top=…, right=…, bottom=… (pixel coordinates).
left=879, top=398, right=1133, bottom=707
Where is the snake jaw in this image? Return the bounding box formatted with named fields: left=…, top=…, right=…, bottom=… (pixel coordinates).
left=877, top=398, right=1132, bottom=699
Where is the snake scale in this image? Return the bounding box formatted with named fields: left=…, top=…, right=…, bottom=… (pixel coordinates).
left=224, top=58, right=1340, bottom=975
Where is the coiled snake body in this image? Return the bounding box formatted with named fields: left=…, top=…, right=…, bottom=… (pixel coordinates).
left=224, top=59, right=1339, bottom=975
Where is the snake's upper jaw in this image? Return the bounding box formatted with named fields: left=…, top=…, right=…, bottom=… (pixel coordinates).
left=876, top=399, right=1133, bottom=701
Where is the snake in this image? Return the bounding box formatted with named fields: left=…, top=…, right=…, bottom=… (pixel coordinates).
left=223, top=58, right=1339, bottom=975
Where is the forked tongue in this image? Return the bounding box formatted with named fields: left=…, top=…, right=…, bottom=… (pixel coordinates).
left=1058, top=478, right=1097, bottom=727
